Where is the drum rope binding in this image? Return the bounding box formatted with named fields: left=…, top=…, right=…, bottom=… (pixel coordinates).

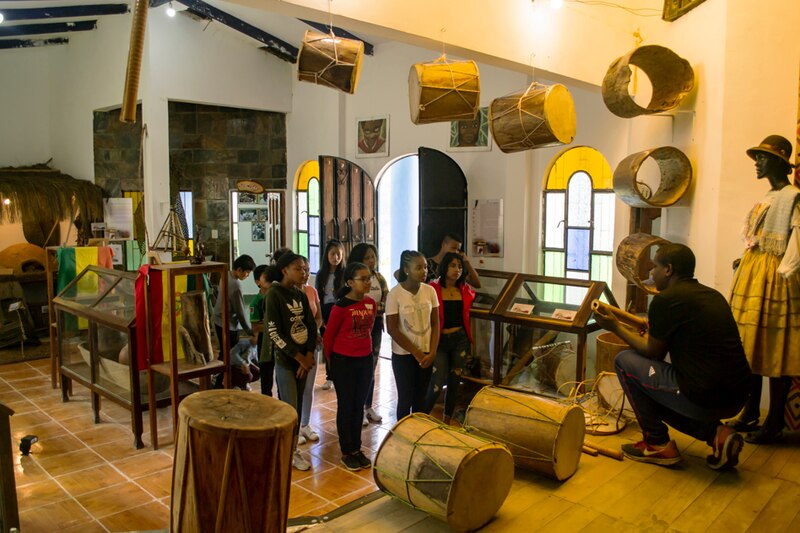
left=464, top=388, right=567, bottom=463
left=492, top=82, right=550, bottom=151
left=560, top=374, right=630, bottom=434
left=418, top=55, right=479, bottom=112
left=373, top=413, right=484, bottom=511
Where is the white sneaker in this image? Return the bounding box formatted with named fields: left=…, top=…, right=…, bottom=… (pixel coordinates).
left=362, top=413, right=369, bottom=427
left=292, top=450, right=311, bottom=471
left=300, top=425, right=320, bottom=441
left=365, top=407, right=383, bottom=423
left=322, top=380, right=333, bottom=390
left=297, top=433, right=307, bottom=445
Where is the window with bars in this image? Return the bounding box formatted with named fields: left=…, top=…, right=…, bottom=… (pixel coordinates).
left=541, top=147, right=615, bottom=305
left=294, top=161, right=321, bottom=273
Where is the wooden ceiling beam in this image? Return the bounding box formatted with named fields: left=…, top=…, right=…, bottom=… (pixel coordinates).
left=178, top=0, right=298, bottom=63
left=299, top=19, right=374, bottom=56
left=0, top=37, right=69, bottom=50
left=0, top=21, right=97, bottom=39
left=0, top=4, right=128, bottom=22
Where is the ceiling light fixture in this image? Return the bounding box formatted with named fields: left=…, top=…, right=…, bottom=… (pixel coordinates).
left=0, top=12, right=5, bottom=24
left=166, top=2, right=176, bottom=17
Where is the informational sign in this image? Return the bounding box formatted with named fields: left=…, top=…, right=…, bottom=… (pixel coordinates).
left=471, top=199, right=504, bottom=257
left=103, top=198, right=134, bottom=240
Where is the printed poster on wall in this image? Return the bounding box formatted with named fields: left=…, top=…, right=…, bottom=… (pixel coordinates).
left=103, top=198, right=134, bottom=240
left=471, top=199, right=503, bottom=257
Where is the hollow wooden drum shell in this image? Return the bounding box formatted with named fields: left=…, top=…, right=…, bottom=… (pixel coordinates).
left=464, top=386, right=585, bottom=481
left=374, top=413, right=514, bottom=532
left=171, top=390, right=297, bottom=533
left=615, top=233, right=670, bottom=295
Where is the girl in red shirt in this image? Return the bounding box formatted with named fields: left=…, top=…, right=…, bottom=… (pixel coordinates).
left=323, top=261, right=377, bottom=471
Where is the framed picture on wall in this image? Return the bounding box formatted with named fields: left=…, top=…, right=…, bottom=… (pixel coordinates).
left=447, top=107, right=491, bottom=152
left=257, top=208, right=268, bottom=221
left=239, top=208, right=258, bottom=222
left=252, top=222, right=266, bottom=241
left=239, top=192, right=257, bottom=204
left=356, top=115, right=389, bottom=158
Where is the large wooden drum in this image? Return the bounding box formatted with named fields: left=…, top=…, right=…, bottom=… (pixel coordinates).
left=298, top=30, right=364, bottom=94
left=615, top=233, right=671, bottom=295
left=489, top=83, right=576, bottom=153
left=602, top=45, right=694, bottom=118
left=596, top=332, right=629, bottom=374
left=374, top=413, right=514, bottom=532
left=464, top=386, right=585, bottom=481
left=613, top=146, right=692, bottom=208
left=408, top=56, right=480, bottom=124
left=171, top=390, right=297, bottom=533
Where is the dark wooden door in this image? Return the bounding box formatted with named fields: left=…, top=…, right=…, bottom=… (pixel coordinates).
left=418, top=147, right=468, bottom=257
left=319, top=156, right=375, bottom=256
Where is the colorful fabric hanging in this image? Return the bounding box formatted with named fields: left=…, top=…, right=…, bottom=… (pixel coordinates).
left=134, top=264, right=210, bottom=371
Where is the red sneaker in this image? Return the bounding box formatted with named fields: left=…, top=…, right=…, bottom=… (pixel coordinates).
left=707, top=425, right=744, bottom=470
left=621, top=439, right=681, bottom=465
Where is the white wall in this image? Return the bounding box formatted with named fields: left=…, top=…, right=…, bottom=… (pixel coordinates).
left=644, top=0, right=800, bottom=292
left=234, top=0, right=649, bottom=86
left=0, top=48, right=52, bottom=166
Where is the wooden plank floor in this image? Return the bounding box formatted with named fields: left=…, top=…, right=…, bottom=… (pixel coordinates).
left=290, top=426, right=800, bottom=532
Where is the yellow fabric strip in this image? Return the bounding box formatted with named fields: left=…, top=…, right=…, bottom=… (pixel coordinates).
left=160, top=274, right=189, bottom=361
left=75, top=247, right=98, bottom=329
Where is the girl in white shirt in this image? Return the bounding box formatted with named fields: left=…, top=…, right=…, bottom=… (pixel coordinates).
left=385, top=250, right=440, bottom=420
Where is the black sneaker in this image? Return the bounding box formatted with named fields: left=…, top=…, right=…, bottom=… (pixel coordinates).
left=354, top=451, right=372, bottom=470
left=341, top=453, right=361, bottom=471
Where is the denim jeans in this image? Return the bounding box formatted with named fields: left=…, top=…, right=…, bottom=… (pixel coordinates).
left=614, top=349, right=742, bottom=445
left=392, top=353, right=433, bottom=420
left=330, top=353, right=373, bottom=454
left=365, top=316, right=384, bottom=408
left=275, top=360, right=307, bottom=425
left=300, top=344, right=322, bottom=426
left=425, top=329, right=469, bottom=417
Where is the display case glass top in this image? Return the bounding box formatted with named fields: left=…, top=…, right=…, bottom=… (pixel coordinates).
left=472, top=270, right=515, bottom=311
left=54, top=266, right=136, bottom=328
left=473, top=270, right=617, bottom=330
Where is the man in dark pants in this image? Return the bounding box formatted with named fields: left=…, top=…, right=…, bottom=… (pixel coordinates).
left=594, top=243, right=751, bottom=468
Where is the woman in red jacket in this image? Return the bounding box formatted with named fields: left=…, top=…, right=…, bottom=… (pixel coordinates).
left=323, top=261, right=376, bottom=471
left=424, top=252, right=480, bottom=424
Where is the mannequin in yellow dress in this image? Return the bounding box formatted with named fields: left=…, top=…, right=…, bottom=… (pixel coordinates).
left=728, top=135, right=800, bottom=444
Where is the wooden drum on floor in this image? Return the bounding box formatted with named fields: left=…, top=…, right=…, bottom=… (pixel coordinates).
left=374, top=413, right=514, bottom=532
left=489, top=83, right=576, bottom=153
left=298, top=30, right=364, bottom=94
left=408, top=56, right=480, bottom=124
left=464, top=386, right=585, bottom=481
left=171, top=390, right=297, bottom=533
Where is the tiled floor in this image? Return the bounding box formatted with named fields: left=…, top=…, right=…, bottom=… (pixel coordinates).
left=2, top=352, right=406, bottom=532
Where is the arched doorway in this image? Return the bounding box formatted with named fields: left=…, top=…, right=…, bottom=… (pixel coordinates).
left=376, top=147, right=469, bottom=287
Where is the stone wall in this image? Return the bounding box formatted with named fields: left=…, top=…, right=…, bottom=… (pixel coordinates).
left=93, top=105, right=143, bottom=196
left=167, top=102, right=287, bottom=265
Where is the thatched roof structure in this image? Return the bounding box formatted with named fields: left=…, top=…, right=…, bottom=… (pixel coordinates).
left=0, top=164, right=105, bottom=246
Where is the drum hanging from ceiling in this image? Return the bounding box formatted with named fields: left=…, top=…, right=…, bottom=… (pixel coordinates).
left=602, top=45, right=694, bottom=118
left=489, top=83, right=576, bottom=153
left=298, top=30, right=364, bottom=94
left=408, top=56, right=481, bottom=124
left=613, top=146, right=692, bottom=208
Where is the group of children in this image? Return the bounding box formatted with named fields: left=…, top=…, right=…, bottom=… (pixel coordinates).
left=217, top=233, right=480, bottom=473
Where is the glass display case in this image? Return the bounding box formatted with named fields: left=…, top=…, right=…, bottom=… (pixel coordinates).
left=53, top=266, right=171, bottom=448
left=468, top=269, right=618, bottom=398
